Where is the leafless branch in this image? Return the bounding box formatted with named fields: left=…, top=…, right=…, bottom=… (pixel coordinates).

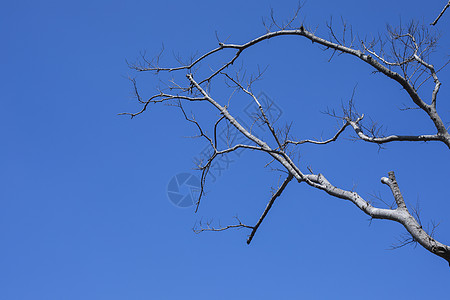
left=302, top=171, right=450, bottom=263
left=124, top=10, right=450, bottom=265
left=136, top=21, right=448, bottom=147
left=247, top=173, right=294, bottom=244
left=346, top=114, right=443, bottom=144
left=193, top=216, right=253, bottom=233
left=431, top=1, right=450, bottom=25
left=284, top=121, right=350, bottom=146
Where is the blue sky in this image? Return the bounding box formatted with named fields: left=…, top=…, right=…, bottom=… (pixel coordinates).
left=1, top=0, right=450, bottom=299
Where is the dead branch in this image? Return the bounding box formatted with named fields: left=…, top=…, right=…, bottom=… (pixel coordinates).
left=247, top=173, right=294, bottom=244
left=124, top=9, right=450, bottom=266
left=431, top=1, right=450, bottom=25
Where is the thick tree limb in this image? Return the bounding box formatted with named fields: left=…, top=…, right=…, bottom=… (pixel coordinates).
left=302, top=172, right=450, bottom=264
left=381, top=171, right=407, bottom=209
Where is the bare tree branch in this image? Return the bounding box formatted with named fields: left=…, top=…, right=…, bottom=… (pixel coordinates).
left=247, top=173, right=294, bottom=244
left=284, top=121, right=350, bottom=146
left=346, top=114, right=443, bottom=144
left=193, top=216, right=253, bottom=233
left=124, top=9, right=450, bottom=266
left=431, top=1, right=450, bottom=25
left=132, top=23, right=450, bottom=148
left=302, top=172, right=450, bottom=264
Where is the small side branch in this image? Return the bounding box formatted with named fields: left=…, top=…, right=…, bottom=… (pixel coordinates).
left=247, top=173, right=294, bottom=244
left=223, top=73, right=284, bottom=149
left=431, top=1, right=450, bottom=25
left=284, top=121, right=350, bottom=146
left=193, top=217, right=253, bottom=233
left=119, top=92, right=207, bottom=119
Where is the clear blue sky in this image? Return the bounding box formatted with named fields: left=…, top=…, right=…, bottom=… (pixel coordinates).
left=1, top=0, right=450, bottom=299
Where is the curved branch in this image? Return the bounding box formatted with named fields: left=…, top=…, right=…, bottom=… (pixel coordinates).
left=284, top=121, right=350, bottom=146
left=126, top=16, right=450, bottom=265
left=301, top=172, right=450, bottom=264
left=347, top=115, right=443, bottom=144
left=135, top=25, right=449, bottom=147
